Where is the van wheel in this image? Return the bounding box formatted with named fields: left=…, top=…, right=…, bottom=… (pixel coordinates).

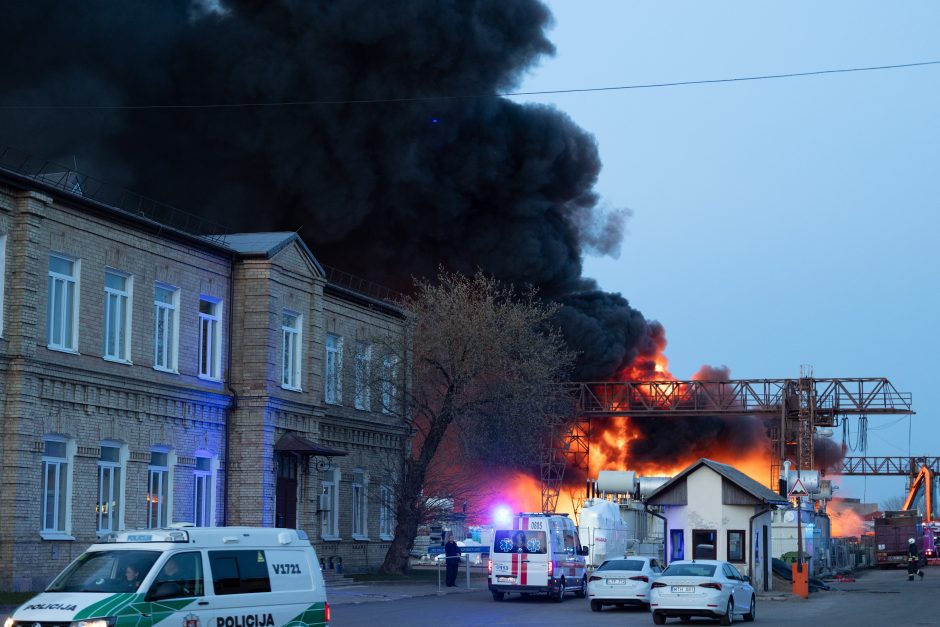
left=553, top=578, right=566, bottom=603
left=575, top=575, right=587, bottom=598
left=590, top=600, right=602, bottom=612
left=491, top=591, right=504, bottom=601
left=652, top=612, right=666, bottom=625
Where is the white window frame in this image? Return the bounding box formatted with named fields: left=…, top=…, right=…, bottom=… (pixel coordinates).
left=354, top=341, right=372, bottom=411
left=320, top=467, right=340, bottom=540
left=0, top=233, right=6, bottom=337
left=379, top=484, right=395, bottom=540
left=193, top=452, right=218, bottom=527
left=47, top=253, right=80, bottom=352
left=324, top=334, right=343, bottom=405
left=103, top=269, right=133, bottom=363
left=147, top=448, right=175, bottom=528
left=281, top=311, right=302, bottom=391
left=198, top=296, right=223, bottom=380
left=153, top=283, right=180, bottom=373
left=382, top=354, right=400, bottom=415
left=96, top=441, right=127, bottom=536
left=351, top=470, right=369, bottom=540
left=40, top=435, right=75, bottom=540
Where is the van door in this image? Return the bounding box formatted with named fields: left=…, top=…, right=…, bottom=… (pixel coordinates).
left=490, top=526, right=550, bottom=588
left=520, top=518, right=549, bottom=588
left=141, top=551, right=207, bottom=627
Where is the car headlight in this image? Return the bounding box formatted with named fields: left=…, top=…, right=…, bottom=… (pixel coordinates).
left=4, top=617, right=16, bottom=627
left=71, top=618, right=115, bottom=627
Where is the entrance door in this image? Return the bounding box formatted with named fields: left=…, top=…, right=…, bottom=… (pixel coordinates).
left=276, top=453, right=298, bottom=528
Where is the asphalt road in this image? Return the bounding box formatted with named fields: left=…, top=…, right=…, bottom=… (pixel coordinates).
left=330, top=566, right=940, bottom=627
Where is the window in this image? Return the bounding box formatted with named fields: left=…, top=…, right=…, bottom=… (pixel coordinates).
left=209, top=550, right=272, bottom=596
left=41, top=436, right=73, bottom=536
left=153, top=284, right=180, bottom=372
left=320, top=468, right=339, bottom=539
left=103, top=270, right=132, bottom=362
left=351, top=470, right=368, bottom=539
left=669, top=529, right=684, bottom=561
left=727, top=530, right=746, bottom=563
left=198, top=297, right=222, bottom=379
left=147, top=449, right=173, bottom=528
left=96, top=443, right=125, bottom=534
left=492, top=529, right=548, bottom=554
left=354, top=341, right=371, bottom=410
left=194, top=454, right=216, bottom=527
left=324, top=334, right=343, bottom=404
left=381, top=354, right=400, bottom=415
left=47, top=254, right=80, bottom=351
left=379, top=485, right=395, bottom=540
left=148, top=551, right=205, bottom=601
left=281, top=311, right=302, bottom=390
left=692, top=529, right=717, bottom=560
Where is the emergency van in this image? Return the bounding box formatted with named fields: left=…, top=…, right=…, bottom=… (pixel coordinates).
left=3, top=526, right=329, bottom=627
left=487, top=512, right=589, bottom=602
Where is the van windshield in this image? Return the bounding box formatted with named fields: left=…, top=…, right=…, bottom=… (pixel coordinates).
left=47, top=550, right=161, bottom=593
left=492, top=530, right=548, bottom=554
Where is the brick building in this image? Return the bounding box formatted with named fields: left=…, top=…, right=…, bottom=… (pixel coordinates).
left=0, top=166, right=409, bottom=590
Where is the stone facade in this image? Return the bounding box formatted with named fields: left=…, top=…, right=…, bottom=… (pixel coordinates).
left=0, top=169, right=408, bottom=590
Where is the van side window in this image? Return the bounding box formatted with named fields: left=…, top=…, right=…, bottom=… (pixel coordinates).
left=209, top=550, right=272, bottom=595
left=148, top=551, right=204, bottom=601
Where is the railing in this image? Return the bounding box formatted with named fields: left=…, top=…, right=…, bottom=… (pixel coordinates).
left=323, top=265, right=405, bottom=305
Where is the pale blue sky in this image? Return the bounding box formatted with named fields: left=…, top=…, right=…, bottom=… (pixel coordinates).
left=516, top=1, right=940, bottom=504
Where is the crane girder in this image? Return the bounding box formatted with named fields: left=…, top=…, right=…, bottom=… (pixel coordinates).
left=839, top=457, right=940, bottom=476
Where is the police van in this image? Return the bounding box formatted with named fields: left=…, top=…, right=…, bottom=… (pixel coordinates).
left=3, top=526, right=329, bottom=627
left=487, top=512, right=589, bottom=602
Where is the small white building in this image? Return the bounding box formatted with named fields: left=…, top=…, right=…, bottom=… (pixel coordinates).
left=645, top=458, right=789, bottom=592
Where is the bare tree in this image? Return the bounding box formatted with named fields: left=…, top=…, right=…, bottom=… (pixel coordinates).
left=377, top=270, right=575, bottom=574
left=880, top=495, right=907, bottom=512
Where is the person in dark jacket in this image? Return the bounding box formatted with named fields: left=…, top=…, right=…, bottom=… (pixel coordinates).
left=443, top=533, right=461, bottom=587
left=908, top=537, right=925, bottom=581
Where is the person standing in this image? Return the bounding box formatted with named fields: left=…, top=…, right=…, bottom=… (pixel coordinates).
left=444, top=533, right=461, bottom=587
left=908, top=537, right=925, bottom=581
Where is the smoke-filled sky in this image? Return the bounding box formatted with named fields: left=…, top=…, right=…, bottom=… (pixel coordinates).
left=516, top=0, right=940, bottom=504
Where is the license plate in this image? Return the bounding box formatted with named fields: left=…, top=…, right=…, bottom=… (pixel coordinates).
left=607, top=578, right=627, bottom=585
left=497, top=576, right=516, bottom=583
left=671, top=586, right=695, bottom=593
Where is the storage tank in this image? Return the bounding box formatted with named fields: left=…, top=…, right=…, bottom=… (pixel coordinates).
left=578, top=498, right=628, bottom=567
left=638, top=476, right=671, bottom=499
left=596, top=470, right=638, bottom=496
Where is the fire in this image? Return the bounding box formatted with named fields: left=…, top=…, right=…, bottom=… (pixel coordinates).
left=829, top=502, right=868, bottom=537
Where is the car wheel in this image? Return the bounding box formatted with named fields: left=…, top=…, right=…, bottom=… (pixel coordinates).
left=553, top=578, right=566, bottom=603
left=720, top=599, right=734, bottom=625
left=590, top=600, right=602, bottom=612
left=652, top=611, right=667, bottom=625
left=575, top=575, right=587, bottom=598
left=743, top=595, right=755, bottom=622
left=491, top=591, right=504, bottom=602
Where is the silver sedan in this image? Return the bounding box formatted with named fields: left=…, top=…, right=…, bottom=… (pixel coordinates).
left=587, top=556, right=663, bottom=611
left=649, top=560, right=755, bottom=625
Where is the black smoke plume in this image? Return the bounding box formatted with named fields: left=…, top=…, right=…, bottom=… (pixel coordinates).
left=0, top=0, right=657, bottom=381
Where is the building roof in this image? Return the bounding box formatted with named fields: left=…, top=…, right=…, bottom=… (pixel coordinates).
left=646, top=458, right=789, bottom=506
left=220, top=232, right=325, bottom=275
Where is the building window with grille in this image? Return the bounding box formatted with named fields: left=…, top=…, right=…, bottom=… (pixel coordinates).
left=47, top=254, right=80, bottom=352
left=379, top=485, right=395, bottom=540
left=354, top=342, right=371, bottom=410
left=281, top=311, right=302, bottom=390
left=351, top=470, right=368, bottom=539
left=381, top=354, right=400, bottom=415
left=320, top=468, right=340, bottom=540
left=154, top=284, right=180, bottom=373
left=148, top=449, right=173, bottom=528
left=103, top=270, right=133, bottom=362
left=198, top=297, right=222, bottom=380
left=324, top=334, right=343, bottom=405
left=41, top=436, right=74, bottom=538
left=96, top=442, right=126, bottom=534
left=194, top=454, right=216, bottom=527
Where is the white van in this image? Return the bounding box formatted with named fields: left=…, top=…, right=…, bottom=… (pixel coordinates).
left=487, top=512, right=589, bottom=602
left=3, top=526, right=329, bottom=627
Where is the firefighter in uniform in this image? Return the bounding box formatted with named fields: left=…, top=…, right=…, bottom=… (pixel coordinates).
left=908, top=537, right=925, bottom=581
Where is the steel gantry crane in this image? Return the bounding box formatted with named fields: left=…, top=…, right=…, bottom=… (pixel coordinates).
left=839, top=456, right=939, bottom=521
left=540, top=375, right=912, bottom=511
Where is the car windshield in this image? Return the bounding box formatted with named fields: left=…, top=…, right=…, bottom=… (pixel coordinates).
left=598, top=559, right=645, bottom=572
left=47, top=550, right=161, bottom=593
left=661, top=563, right=717, bottom=578
left=492, top=530, right=548, bottom=554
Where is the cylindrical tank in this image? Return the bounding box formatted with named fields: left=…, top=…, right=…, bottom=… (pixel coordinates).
left=638, top=476, right=670, bottom=499
left=597, top=470, right=638, bottom=495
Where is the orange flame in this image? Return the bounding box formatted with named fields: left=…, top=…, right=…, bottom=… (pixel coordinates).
left=829, top=502, right=868, bottom=537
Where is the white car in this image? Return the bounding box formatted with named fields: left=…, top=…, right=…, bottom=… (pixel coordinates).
left=587, top=556, right=663, bottom=611
left=649, top=559, right=755, bottom=625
